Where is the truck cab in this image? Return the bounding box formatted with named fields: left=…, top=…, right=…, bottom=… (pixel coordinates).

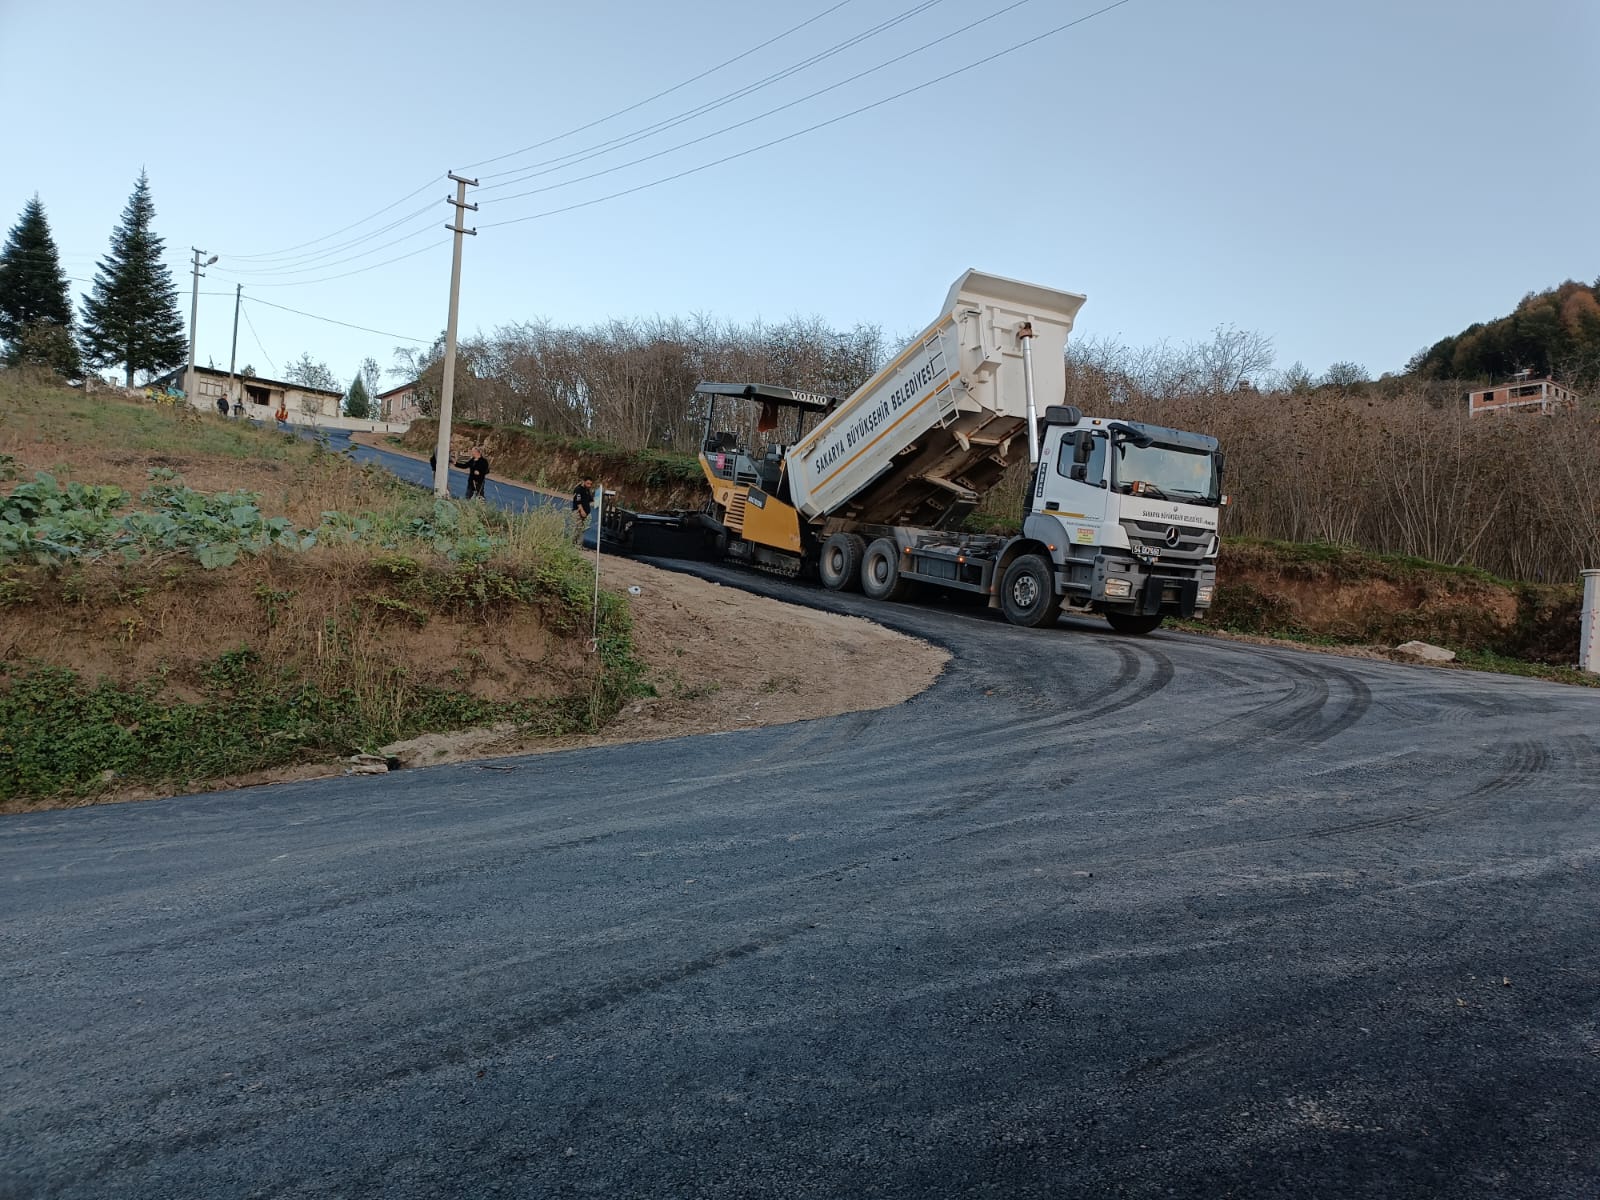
left=1026, top=408, right=1222, bottom=632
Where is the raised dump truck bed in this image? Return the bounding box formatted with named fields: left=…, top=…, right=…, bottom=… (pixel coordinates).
left=785, top=270, right=1084, bottom=530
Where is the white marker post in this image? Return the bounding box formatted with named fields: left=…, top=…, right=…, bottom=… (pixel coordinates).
left=1581, top=569, right=1600, bottom=674
left=590, top=486, right=605, bottom=650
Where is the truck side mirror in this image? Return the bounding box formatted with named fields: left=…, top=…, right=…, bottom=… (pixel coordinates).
left=1073, top=436, right=1092, bottom=465
left=1070, top=464, right=1088, bottom=482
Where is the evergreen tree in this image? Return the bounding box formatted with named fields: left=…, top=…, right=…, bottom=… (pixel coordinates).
left=344, top=372, right=372, bottom=419
left=0, top=195, right=82, bottom=376
left=79, top=171, right=188, bottom=387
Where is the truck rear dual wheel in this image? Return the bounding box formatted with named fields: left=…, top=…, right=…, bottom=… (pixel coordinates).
left=819, top=532, right=866, bottom=592
left=1105, top=612, right=1164, bottom=636
left=999, top=554, right=1062, bottom=628
left=861, top=537, right=914, bottom=601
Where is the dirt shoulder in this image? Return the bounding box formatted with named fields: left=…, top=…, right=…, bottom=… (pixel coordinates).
left=381, top=556, right=949, bottom=769
left=38, top=558, right=949, bottom=807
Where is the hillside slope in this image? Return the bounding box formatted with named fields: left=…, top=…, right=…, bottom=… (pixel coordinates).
left=0, top=379, right=944, bottom=807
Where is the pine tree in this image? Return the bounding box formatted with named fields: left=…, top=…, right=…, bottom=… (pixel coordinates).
left=79, top=171, right=188, bottom=387
left=344, top=372, right=372, bottom=419
left=0, top=195, right=82, bottom=376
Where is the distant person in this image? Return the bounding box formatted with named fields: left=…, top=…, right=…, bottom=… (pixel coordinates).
left=215, top=394, right=229, bottom=418
left=272, top=402, right=285, bottom=426
left=463, top=446, right=490, bottom=499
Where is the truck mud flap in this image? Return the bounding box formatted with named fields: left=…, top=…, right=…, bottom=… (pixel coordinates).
left=1142, top=576, right=1199, bottom=618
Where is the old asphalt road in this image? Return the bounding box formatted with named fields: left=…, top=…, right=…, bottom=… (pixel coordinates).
left=5, top=569, right=1599, bottom=1196
left=293, top=426, right=572, bottom=517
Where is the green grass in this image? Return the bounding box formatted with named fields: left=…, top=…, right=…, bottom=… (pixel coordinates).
left=34, top=396, right=302, bottom=462
left=1223, top=536, right=1508, bottom=587
left=0, top=652, right=580, bottom=802
left=1170, top=619, right=1597, bottom=688
left=1449, top=649, right=1599, bottom=687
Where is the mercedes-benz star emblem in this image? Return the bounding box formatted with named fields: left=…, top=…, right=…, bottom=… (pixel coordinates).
left=1164, top=526, right=1181, bottom=548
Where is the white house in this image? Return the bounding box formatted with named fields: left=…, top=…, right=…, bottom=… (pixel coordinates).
left=151, top=365, right=344, bottom=421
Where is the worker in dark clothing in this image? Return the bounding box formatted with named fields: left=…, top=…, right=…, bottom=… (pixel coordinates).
left=571, top=477, right=595, bottom=542
left=463, top=446, right=490, bottom=499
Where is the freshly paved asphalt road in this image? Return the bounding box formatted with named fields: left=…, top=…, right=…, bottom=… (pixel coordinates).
left=4, top=537, right=1599, bottom=1196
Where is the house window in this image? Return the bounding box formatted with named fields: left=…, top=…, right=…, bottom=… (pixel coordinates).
left=245, top=384, right=271, bottom=407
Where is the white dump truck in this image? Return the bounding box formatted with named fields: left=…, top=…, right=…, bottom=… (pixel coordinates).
left=604, top=270, right=1226, bottom=634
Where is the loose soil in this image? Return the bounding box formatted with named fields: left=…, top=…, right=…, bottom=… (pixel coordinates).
left=381, top=556, right=949, bottom=769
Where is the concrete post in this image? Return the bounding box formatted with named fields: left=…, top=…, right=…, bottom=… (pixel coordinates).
left=1581, top=570, right=1600, bottom=674
left=432, top=173, right=478, bottom=497
left=185, top=250, right=216, bottom=400
left=227, top=284, right=242, bottom=410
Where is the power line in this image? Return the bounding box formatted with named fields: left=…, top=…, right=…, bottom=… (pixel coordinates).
left=244, top=296, right=431, bottom=344
left=225, top=239, right=450, bottom=289
left=462, top=0, right=858, bottom=173
left=239, top=303, right=278, bottom=373
left=212, top=203, right=439, bottom=275
left=223, top=176, right=443, bottom=261
left=476, top=0, right=948, bottom=194
left=479, top=0, right=1034, bottom=208
left=212, top=222, right=439, bottom=280
left=480, top=0, right=1134, bottom=231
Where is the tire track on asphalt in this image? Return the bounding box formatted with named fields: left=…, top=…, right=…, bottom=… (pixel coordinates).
left=1306, top=738, right=1550, bottom=837
left=100, top=829, right=629, bottom=958
left=30, top=917, right=825, bottom=1188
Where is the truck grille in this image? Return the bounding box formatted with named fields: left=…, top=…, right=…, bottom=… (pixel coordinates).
left=1121, top=518, right=1212, bottom=558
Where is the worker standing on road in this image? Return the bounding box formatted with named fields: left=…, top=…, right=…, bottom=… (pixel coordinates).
left=463, top=446, right=490, bottom=500
left=571, top=476, right=595, bottom=540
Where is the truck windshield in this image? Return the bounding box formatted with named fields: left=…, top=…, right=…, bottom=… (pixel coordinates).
left=1112, top=441, right=1220, bottom=504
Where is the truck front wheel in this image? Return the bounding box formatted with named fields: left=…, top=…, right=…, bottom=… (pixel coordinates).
left=1105, top=612, right=1164, bottom=636
left=861, top=538, right=913, bottom=601
left=999, top=554, right=1062, bottom=628
left=819, top=532, right=865, bottom=591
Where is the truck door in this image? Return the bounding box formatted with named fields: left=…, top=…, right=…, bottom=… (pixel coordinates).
left=1044, top=430, right=1107, bottom=527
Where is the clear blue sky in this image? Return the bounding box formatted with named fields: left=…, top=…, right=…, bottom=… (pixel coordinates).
left=3, top=0, right=1596, bottom=390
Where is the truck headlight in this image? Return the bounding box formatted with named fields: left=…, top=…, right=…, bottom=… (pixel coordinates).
left=1103, top=578, right=1132, bottom=598
left=1197, top=585, right=1214, bottom=604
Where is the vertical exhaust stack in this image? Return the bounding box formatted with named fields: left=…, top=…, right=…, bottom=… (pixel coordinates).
left=1019, top=321, right=1040, bottom=467
left=1582, top=569, right=1600, bottom=674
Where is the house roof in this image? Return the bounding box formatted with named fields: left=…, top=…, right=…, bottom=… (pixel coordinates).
left=376, top=381, right=419, bottom=400
left=153, top=364, right=344, bottom=399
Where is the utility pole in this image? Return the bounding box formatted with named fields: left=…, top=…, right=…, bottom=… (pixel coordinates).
left=227, top=284, right=242, bottom=411
left=185, top=248, right=217, bottom=402
left=432, top=173, right=478, bottom=497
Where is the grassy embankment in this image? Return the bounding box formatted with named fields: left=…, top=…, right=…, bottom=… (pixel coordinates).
left=399, top=418, right=704, bottom=512
left=407, top=417, right=1591, bottom=685
left=0, top=377, right=646, bottom=806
